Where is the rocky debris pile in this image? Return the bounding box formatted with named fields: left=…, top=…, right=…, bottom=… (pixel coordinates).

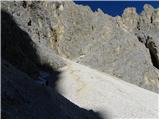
left=1, top=1, right=158, bottom=92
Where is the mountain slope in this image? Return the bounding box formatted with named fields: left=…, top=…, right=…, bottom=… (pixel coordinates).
left=1, top=59, right=101, bottom=119
left=56, top=59, right=158, bottom=118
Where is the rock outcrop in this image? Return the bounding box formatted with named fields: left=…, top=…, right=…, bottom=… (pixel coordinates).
left=1, top=1, right=158, bottom=91
left=117, top=4, right=159, bottom=69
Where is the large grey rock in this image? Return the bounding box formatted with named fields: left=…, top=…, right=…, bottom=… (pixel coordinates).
left=1, top=1, right=158, bottom=92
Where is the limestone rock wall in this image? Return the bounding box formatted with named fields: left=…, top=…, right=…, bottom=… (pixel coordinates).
left=1, top=1, right=159, bottom=92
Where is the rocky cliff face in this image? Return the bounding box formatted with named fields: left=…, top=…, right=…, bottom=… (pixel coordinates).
left=117, top=4, right=159, bottom=69
left=1, top=9, right=101, bottom=119
left=1, top=1, right=158, bottom=92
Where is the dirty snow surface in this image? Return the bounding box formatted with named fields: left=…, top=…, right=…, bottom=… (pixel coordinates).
left=56, top=59, right=158, bottom=118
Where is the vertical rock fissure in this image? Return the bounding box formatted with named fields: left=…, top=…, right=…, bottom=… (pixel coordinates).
left=137, top=36, right=159, bottom=69
left=148, top=48, right=159, bottom=69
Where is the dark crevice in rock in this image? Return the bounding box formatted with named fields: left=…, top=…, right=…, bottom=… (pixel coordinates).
left=53, top=29, right=58, bottom=43
left=137, top=35, right=159, bottom=69
left=146, top=40, right=159, bottom=69
left=91, top=25, right=94, bottom=31
left=137, top=21, right=140, bottom=30
left=150, top=16, right=153, bottom=23
left=22, top=1, right=27, bottom=8
left=27, top=20, right=31, bottom=26
left=137, top=35, right=145, bottom=43
left=148, top=48, right=159, bottom=69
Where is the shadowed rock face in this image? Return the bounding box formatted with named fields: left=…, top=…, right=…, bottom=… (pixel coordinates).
left=1, top=60, right=102, bottom=119
left=1, top=10, right=40, bottom=79
left=1, top=1, right=158, bottom=92
left=1, top=10, right=102, bottom=119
